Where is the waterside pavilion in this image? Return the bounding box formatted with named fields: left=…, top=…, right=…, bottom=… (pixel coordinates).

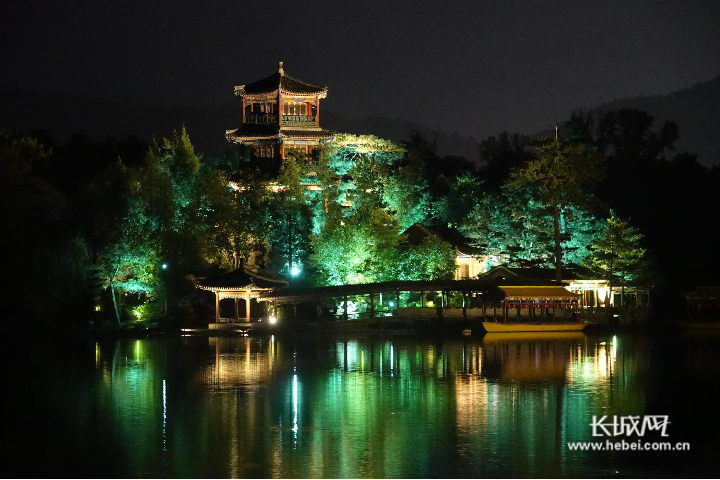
left=196, top=268, right=288, bottom=323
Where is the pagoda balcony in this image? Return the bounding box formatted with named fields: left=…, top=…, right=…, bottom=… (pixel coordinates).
left=281, top=115, right=317, bottom=126
left=244, top=115, right=278, bottom=124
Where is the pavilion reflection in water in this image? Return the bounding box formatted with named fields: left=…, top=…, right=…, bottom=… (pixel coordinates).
left=199, top=337, right=282, bottom=390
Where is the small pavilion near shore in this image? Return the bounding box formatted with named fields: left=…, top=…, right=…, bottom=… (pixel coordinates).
left=196, top=268, right=287, bottom=322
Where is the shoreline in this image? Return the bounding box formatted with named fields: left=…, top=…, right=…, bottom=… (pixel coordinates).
left=5, top=317, right=718, bottom=341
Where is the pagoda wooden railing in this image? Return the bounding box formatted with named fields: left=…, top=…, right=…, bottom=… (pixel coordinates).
left=281, top=115, right=317, bottom=126
left=244, top=115, right=277, bottom=124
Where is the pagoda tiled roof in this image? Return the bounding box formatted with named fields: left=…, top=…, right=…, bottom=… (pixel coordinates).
left=196, top=267, right=288, bottom=292
left=234, top=62, right=328, bottom=97
left=226, top=125, right=335, bottom=142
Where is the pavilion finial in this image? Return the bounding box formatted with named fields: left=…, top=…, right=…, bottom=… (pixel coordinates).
left=278, top=61, right=284, bottom=75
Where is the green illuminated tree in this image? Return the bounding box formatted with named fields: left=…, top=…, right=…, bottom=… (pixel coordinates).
left=268, top=154, right=312, bottom=278
left=322, top=134, right=405, bottom=176
left=383, top=165, right=431, bottom=228
left=432, top=172, right=483, bottom=228
left=98, top=199, right=161, bottom=325
left=395, top=235, right=457, bottom=281
left=462, top=191, right=555, bottom=268
left=505, top=138, right=603, bottom=280
left=582, top=214, right=648, bottom=318
left=309, top=208, right=402, bottom=285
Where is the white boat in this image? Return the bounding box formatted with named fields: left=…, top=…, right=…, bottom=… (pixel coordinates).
left=482, top=321, right=588, bottom=333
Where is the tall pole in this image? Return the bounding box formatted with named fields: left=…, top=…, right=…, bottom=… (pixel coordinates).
left=245, top=290, right=251, bottom=322
left=553, top=202, right=563, bottom=282
left=288, top=210, right=293, bottom=279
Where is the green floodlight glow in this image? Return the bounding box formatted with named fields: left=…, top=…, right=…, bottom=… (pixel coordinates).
left=291, top=266, right=300, bottom=276
left=161, top=263, right=168, bottom=270
left=389, top=301, right=395, bottom=307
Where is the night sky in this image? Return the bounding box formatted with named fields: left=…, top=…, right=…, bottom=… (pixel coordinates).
left=2, top=0, right=720, bottom=138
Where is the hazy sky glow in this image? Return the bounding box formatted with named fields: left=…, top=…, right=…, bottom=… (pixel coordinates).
left=2, top=0, right=719, bottom=137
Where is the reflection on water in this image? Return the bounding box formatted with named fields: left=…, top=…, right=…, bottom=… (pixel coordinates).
left=4, top=332, right=719, bottom=477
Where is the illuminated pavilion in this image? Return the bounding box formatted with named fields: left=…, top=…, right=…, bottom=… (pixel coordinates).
left=196, top=267, right=287, bottom=323
left=226, top=61, right=334, bottom=169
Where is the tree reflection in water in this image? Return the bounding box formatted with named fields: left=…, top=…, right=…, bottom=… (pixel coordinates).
left=5, top=333, right=717, bottom=478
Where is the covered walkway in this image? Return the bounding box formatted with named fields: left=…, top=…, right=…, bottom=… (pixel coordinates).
left=258, top=279, right=578, bottom=322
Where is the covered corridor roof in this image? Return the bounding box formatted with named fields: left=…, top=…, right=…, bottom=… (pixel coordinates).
left=258, top=279, right=505, bottom=303
left=500, top=286, right=580, bottom=300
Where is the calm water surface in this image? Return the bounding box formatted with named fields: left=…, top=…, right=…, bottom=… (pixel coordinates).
left=4, top=332, right=720, bottom=478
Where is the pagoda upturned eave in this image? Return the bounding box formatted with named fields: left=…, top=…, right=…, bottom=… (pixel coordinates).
left=234, top=68, right=328, bottom=98
left=226, top=125, right=335, bottom=143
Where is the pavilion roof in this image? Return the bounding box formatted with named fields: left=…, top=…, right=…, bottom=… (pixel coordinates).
left=226, top=125, right=335, bottom=142
left=234, top=62, right=328, bottom=97
left=478, top=265, right=588, bottom=284
left=402, top=223, right=483, bottom=256
left=196, top=267, right=288, bottom=292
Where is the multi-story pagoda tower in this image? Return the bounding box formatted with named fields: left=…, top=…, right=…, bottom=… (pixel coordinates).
left=226, top=61, right=334, bottom=170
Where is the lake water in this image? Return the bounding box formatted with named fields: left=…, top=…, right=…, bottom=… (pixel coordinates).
left=4, top=332, right=719, bottom=478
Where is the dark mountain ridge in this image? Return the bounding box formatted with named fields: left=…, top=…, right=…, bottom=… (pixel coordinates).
left=2, top=75, right=718, bottom=165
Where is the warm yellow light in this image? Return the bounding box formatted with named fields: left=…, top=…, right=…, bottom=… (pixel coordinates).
left=269, top=316, right=277, bottom=324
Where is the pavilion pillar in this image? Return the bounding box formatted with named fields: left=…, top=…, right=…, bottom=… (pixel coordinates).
left=369, top=293, right=374, bottom=319
left=420, top=290, right=424, bottom=308
left=396, top=289, right=400, bottom=313
left=246, top=290, right=251, bottom=323
left=343, top=295, right=348, bottom=321
left=215, top=293, right=220, bottom=322
left=462, top=293, right=467, bottom=319
left=234, top=297, right=240, bottom=323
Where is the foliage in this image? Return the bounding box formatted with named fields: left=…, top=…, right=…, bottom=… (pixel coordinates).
left=0, top=135, right=96, bottom=322
left=309, top=208, right=402, bottom=285
left=322, top=134, right=405, bottom=176
left=432, top=172, right=483, bottom=227
left=582, top=215, right=648, bottom=288
left=504, top=137, right=604, bottom=279
left=462, top=192, right=554, bottom=267
left=395, top=235, right=457, bottom=281
left=7, top=103, right=716, bottom=325
left=383, top=166, right=432, bottom=228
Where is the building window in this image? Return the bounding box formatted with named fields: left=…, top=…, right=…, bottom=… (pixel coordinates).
left=459, top=264, right=470, bottom=279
